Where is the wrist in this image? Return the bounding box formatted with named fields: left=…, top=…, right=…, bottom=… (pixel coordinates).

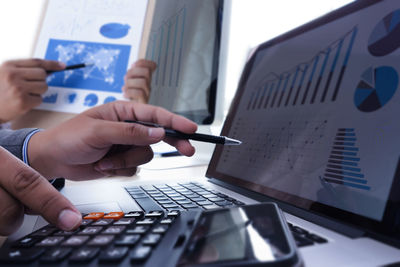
left=27, top=131, right=58, bottom=179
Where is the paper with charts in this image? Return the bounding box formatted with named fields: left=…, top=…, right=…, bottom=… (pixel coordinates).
left=33, top=0, right=148, bottom=113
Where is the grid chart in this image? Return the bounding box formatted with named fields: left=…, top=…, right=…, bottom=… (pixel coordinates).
left=220, top=116, right=329, bottom=177
left=246, top=27, right=358, bottom=111
left=322, top=128, right=370, bottom=190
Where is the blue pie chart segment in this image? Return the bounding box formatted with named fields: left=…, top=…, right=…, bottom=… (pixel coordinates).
left=354, top=66, right=398, bottom=112
left=368, top=9, right=400, bottom=56
left=100, top=23, right=130, bottom=39
left=84, top=93, right=99, bottom=107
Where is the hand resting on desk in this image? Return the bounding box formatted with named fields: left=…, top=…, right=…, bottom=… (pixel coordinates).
left=0, top=101, right=197, bottom=235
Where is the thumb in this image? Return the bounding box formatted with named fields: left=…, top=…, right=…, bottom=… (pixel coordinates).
left=0, top=148, right=81, bottom=230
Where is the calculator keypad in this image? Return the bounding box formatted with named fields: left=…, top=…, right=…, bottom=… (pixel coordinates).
left=0, top=210, right=181, bottom=265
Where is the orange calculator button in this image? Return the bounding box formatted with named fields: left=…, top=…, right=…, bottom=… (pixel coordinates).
left=83, top=212, right=104, bottom=220
left=103, top=212, right=124, bottom=220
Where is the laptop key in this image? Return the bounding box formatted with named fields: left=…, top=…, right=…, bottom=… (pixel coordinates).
left=134, top=197, right=163, bottom=212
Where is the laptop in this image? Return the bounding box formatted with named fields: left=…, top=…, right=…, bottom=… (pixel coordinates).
left=7, top=0, right=400, bottom=265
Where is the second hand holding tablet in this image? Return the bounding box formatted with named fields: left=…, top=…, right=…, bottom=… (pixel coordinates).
left=126, top=120, right=242, bottom=146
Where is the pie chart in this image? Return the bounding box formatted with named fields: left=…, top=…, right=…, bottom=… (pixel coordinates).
left=368, top=9, right=400, bottom=57
left=354, top=66, right=398, bottom=112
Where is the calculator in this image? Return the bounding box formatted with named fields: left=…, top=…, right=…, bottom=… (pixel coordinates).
left=0, top=203, right=302, bottom=266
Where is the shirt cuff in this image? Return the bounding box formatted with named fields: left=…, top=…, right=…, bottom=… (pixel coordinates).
left=22, top=128, right=42, bottom=166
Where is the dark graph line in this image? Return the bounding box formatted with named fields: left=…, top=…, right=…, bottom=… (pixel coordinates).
left=301, top=55, right=320, bottom=104
left=278, top=74, right=291, bottom=107
left=310, top=48, right=330, bottom=103
left=331, top=27, right=358, bottom=101
left=245, top=27, right=358, bottom=109
left=320, top=38, right=344, bottom=102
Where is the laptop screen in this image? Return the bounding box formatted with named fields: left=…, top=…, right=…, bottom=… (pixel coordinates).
left=207, top=0, right=400, bottom=240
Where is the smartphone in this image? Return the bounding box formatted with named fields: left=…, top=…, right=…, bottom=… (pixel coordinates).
left=176, top=203, right=303, bottom=267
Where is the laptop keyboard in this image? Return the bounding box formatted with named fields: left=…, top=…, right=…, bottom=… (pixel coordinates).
left=125, top=182, right=328, bottom=248
left=0, top=210, right=185, bottom=265
left=125, top=182, right=245, bottom=211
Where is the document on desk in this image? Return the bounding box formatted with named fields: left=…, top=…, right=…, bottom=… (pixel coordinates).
left=33, top=0, right=151, bottom=113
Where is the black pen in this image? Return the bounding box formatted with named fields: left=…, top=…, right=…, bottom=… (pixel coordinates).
left=126, top=120, right=242, bottom=146
left=47, top=62, right=94, bottom=74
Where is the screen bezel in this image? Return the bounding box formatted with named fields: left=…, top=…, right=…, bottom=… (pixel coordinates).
left=206, top=0, right=400, bottom=243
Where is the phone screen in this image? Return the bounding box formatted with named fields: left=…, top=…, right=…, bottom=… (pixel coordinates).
left=177, top=204, right=292, bottom=266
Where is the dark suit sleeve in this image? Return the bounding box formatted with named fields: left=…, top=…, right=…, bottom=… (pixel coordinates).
left=0, top=128, right=38, bottom=160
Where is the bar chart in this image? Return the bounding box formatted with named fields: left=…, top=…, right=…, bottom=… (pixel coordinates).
left=322, top=128, right=370, bottom=190
left=146, top=7, right=186, bottom=103
left=246, top=27, right=358, bottom=111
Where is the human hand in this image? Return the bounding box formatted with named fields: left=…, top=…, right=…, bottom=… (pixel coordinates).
left=0, top=147, right=81, bottom=236
left=28, top=101, right=197, bottom=180
left=122, top=59, right=157, bottom=103
left=0, top=59, right=65, bottom=122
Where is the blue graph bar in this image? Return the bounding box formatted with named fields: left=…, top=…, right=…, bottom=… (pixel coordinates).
left=263, top=83, right=275, bottom=108
left=301, top=55, right=319, bottom=104
left=168, top=15, right=179, bottom=87
left=328, top=160, right=358, bottom=166
left=332, top=27, right=358, bottom=101
left=257, top=84, right=269, bottom=109
left=293, top=64, right=309, bottom=105
left=311, top=48, right=331, bottom=103
left=271, top=75, right=283, bottom=107
left=321, top=38, right=344, bottom=102
left=278, top=74, right=291, bottom=107
left=285, top=67, right=300, bottom=106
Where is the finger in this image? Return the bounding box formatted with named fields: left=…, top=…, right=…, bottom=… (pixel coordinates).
left=18, top=67, right=47, bottom=81
left=20, top=81, right=48, bottom=95
left=90, top=119, right=165, bottom=147
left=9, top=58, right=66, bottom=71
left=123, top=88, right=148, bottom=103
left=0, top=148, right=82, bottom=231
left=132, top=59, right=157, bottom=71
left=163, top=137, right=196, bottom=157
left=88, top=101, right=198, bottom=134
left=125, top=78, right=150, bottom=99
left=132, top=103, right=198, bottom=134
left=125, top=66, right=152, bottom=82
left=23, top=94, right=43, bottom=109
left=94, top=146, right=153, bottom=171
left=0, top=186, right=24, bottom=236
